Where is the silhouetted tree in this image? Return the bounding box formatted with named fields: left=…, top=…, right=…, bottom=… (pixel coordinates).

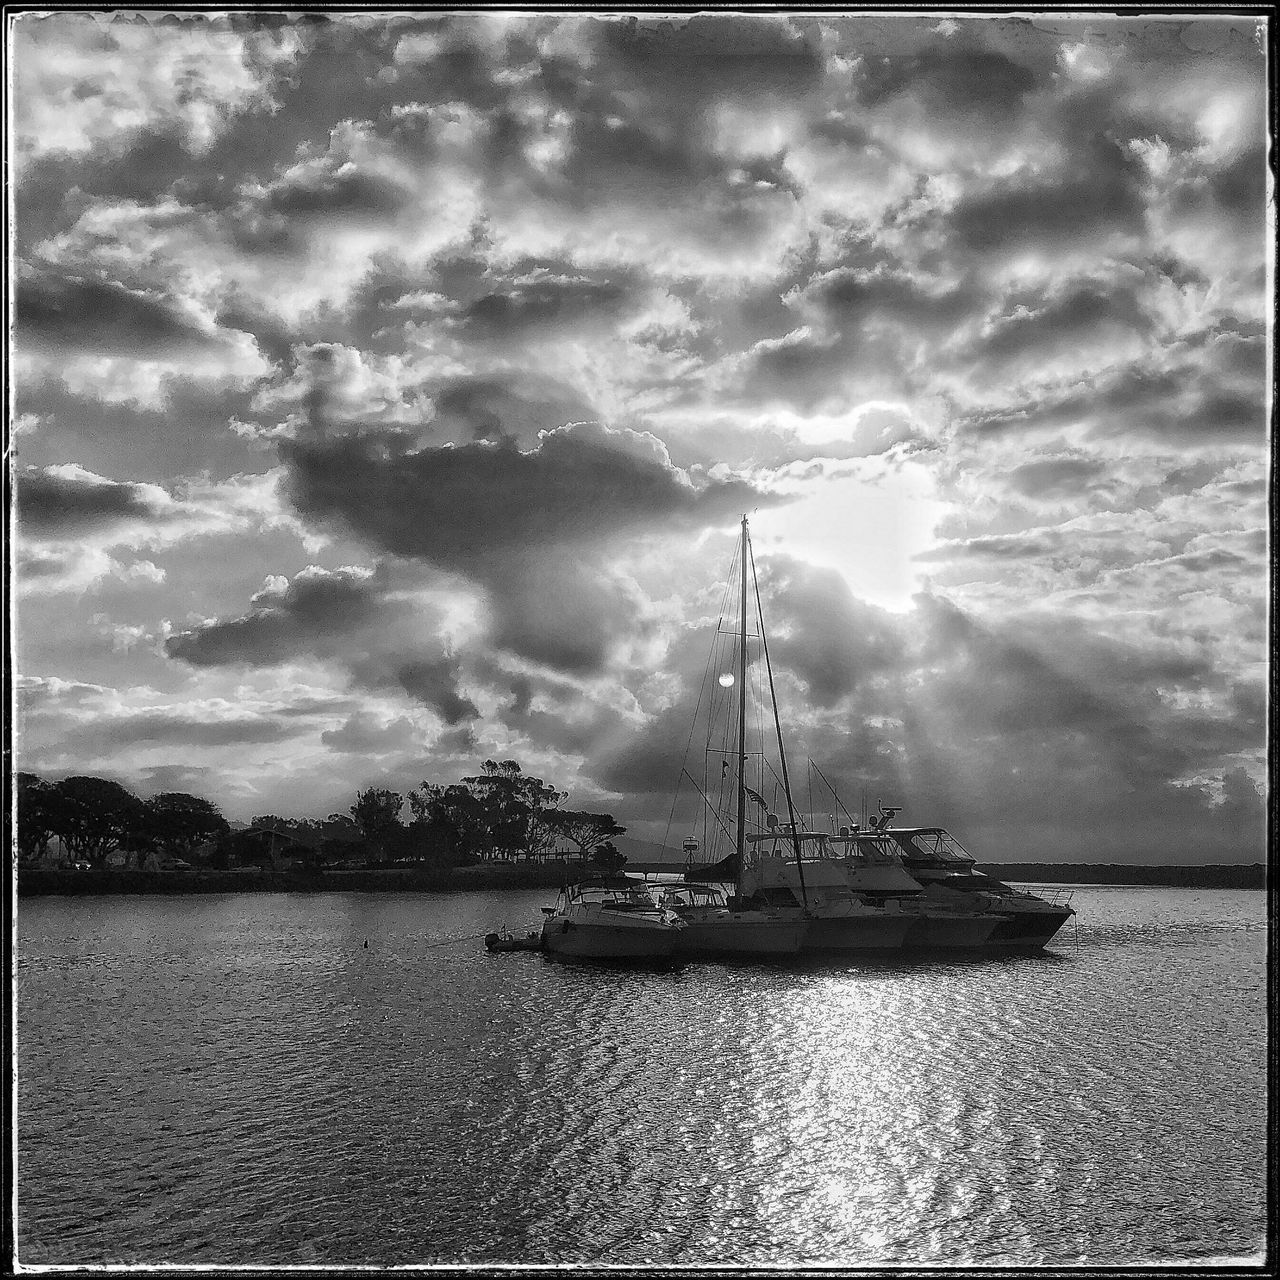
left=589, top=841, right=627, bottom=873
left=409, top=783, right=488, bottom=860
left=457, top=760, right=566, bottom=860
left=16, top=773, right=57, bottom=865
left=47, top=776, right=142, bottom=866
left=142, top=793, right=229, bottom=859
left=349, top=788, right=404, bottom=859
left=544, top=810, right=626, bottom=859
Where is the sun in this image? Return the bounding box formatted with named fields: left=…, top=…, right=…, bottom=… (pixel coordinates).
left=749, top=457, right=946, bottom=613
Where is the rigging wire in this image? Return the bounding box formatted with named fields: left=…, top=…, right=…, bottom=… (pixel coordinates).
left=659, top=537, right=740, bottom=861
left=748, top=530, right=809, bottom=907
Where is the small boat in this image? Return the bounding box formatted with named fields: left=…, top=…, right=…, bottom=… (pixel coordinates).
left=484, top=927, right=542, bottom=953
left=539, top=880, right=686, bottom=960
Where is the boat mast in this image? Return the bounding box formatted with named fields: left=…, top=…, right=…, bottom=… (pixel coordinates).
left=748, top=529, right=808, bottom=910
left=734, top=514, right=749, bottom=899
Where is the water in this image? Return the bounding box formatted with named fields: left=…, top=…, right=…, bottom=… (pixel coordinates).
left=16, top=885, right=1268, bottom=1266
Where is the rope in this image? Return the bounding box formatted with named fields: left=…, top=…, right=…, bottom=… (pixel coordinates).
left=413, top=931, right=500, bottom=949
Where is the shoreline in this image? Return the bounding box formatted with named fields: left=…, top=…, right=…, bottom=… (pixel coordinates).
left=17, top=861, right=1266, bottom=896
left=17, top=864, right=574, bottom=897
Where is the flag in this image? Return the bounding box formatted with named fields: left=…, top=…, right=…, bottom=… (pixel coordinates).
left=744, top=787, right=769, bottom=811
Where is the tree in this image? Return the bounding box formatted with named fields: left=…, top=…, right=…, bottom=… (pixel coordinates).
left=349, top=788, right=404, bottom=860
left=589, top=841, right=627, bottom=873
left=457, top=760, right=567, bottom=860
left=46, top=776, right=143, bottom=866
left=543, top=809, right=626, bottom=859
left=409, top=783, right=488, bottom=861
left=16, top=773, right=57, bottom=866
left=143, top=793, right=230, bottom=859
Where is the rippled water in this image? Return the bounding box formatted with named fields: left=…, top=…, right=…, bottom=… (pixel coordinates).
left=16, top=885, right=1267, bottom=1266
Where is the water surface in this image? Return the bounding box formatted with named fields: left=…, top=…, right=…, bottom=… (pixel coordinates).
left=17, top=885, right=1267, bottom=1266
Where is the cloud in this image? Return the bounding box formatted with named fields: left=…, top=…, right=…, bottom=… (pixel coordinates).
left=15, top=465, right=303, bottom=596
left=12, top=13, right=301, bottom=162
left=165, top=563, right=480, bottom=726
left=15, top=269, right=273, bottom=409
left=16, top=465, right=172, bottom=535
left=758, top=556, right=906, bottom=705
left=285, top=421, right=770, bottom=567
left=10, top=14, right=1267, bottom=851
left=19, top=269, right=228, bottom=358
left=320, top=711, right=419, bottom=755
left=279, top=422, right=783, bottom=672
left=16, top=675, right=320, bottom=761
left=394, top=659, right=479, bottom=725
left=947, top=131, right=1148, bottom=255
left=166, top=565, right=391, bottom=666
left=1006, top=456, right=1108, bottom=501
left=855, top=42, right=1038, bottom=119
left=455, top=274, right=634, bottom=341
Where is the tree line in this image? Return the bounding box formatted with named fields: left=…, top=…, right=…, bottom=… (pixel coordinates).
left=15, top=761, right=627, bottom=873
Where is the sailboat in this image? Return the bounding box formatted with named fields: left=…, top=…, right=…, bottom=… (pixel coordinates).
left=673, top=516, right=913, bottom=953
left=651, top=517, right=808, bottom=957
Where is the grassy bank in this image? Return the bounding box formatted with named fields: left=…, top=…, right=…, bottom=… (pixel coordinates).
left=17, top=862, right=576, bottom=897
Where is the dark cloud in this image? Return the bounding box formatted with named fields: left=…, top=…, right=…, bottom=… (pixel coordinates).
left=18, top=270, right=218, bottom=359
left=916, top=532, right=1062, bottom=562
left=1207, top=144, right=1267, bottom=219
left=896, top=596, right=1264, bottom=859
left=976, top=282, right=1151, bottom=363
left=484, top=556, right=658, bottom=675
left=1007, top=457, right=1107, bottom=500
left=760, top=557, right=906, bottom=706
left=88, top=710, right=309, bottom=752
left=265, top=167, right=407, bottom=220
left=814, top=267, right=983, bottom=331
left=165, top=564, right=479, bottom=724
left=396, top=658, right=479, bottom=725
left=946, top=133, right=1147, bottom=253
left=596, top=13, right=824, bottom=99
left=856, top=44, right=1038, bottom=117
left=283, top=423, right=775, bottom=570
left=958, top=320, right=1267, bottom=444
left=138, top=763, right=218, bottom=795
left=457, top=277, right=632, bottom=341
left=16, top=466, right=168, bottom=535
left=166, top=566, right=388, bottom=667
left=280, top=423, right=782, bottom=672
left=430, top=373, right=597, bottom=445
left=320, top=712, right=417, bottom=754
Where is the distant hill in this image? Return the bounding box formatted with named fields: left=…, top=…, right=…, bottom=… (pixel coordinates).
left=614, top=840, right=1267, bottom=889
left=988, top=863, right=1265, bottom=889
left=616, top=835, right=684, bottom=865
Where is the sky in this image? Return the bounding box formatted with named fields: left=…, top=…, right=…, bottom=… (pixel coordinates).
left=10, top=10, right=1271, bottom=863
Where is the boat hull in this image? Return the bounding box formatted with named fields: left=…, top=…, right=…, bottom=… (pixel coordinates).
left=899, top=912, right=1003, bottom=949
left=540, top=917, right=681, bottom=960
left=674, top=914, right=806, bottom=956
left=985, top=908, right=1074, bottom=948
left=802, top=912, right=912, bottom=951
